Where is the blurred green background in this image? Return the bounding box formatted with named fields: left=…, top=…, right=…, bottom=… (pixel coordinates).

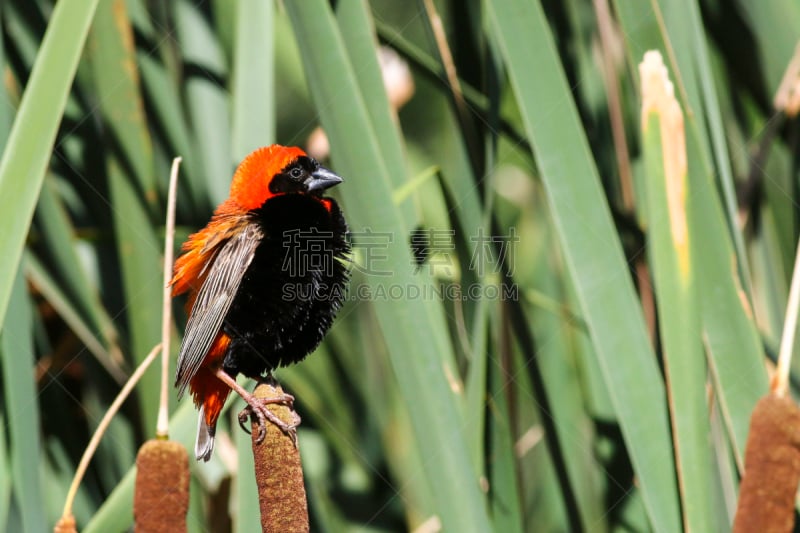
left=0, top=0, right=798, bottom=531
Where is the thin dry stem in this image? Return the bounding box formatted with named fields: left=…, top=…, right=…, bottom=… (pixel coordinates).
left=773, top=237, right=800, bottom=396
left=596, top=1, right=657, bottom=342
left=156, top=156, right=182, bottom=438
left=422, top=0, right=466, bottom=121
left=59, top=342, right=162, bottom=523
left=53, top=515, right=76, bottom=533
left=421, top=0, right=480, bottom=168
left=593, top=0, right=634, bottom=209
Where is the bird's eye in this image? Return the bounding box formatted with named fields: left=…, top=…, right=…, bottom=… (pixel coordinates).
left=290, top=167, right=303, bottom=179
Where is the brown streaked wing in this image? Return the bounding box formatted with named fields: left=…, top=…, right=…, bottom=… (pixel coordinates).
left=175, top=222, right=264, bottom=397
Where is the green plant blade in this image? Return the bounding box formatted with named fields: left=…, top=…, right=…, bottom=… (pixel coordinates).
left=686, top=133, right=768, bottom=464
left=33, top=177, right=125, bottom=375
left=25, top=253, right=125, bottom=382
left=681, top=0, right=750, bottom=295
left=284, top=1, right=492, bottom=530
left=734, top=0, right=800, bottom=92
left=106, top=157, right=163, bottom=433
left=1, top=268, right=44, bottom=533
left=231, top=0, right=274, bottom=161
left=83, top=0, right=164, bottom=432
left=137, top=51, right=205, bottom=215
left=615, top=0, right=768, bottom=467
left=89, top=0, right=155, bottom=206
left=0, top=0, right=100, bottom=328
left=176, top=0, right=231, bottom=206
left=0, top=413, right=10, bottom=530
left=642, top=98, right=714, bottom=531
left=488, top=344, right=524, bottom=533
left=517, top=202, right=609, bottom=533
left=485, top=0, right=681, bottom=530
left=233, top=427, right=260, bottom=533
left=335, top=0, right=415, bottom=225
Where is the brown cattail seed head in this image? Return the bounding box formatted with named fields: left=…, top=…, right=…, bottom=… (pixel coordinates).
left=733, top=394, right=800, bottom=532
left=250, top=381, right=309, bottom=532
left=134, top=439, right=190, bottom=532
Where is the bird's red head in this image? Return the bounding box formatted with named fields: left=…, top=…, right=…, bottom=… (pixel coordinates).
left=228, top=145, right=343, bottom=211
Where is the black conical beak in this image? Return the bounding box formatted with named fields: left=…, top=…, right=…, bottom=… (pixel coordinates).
left=306, top=166, right=343, bottom=192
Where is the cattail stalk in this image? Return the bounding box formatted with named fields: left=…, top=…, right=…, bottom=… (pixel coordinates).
left=134, top=156, right=189, bottom=532
left=250, top=381, right=308, bottom=532
left=156, top=156, right=181, bottom=438
left=56, top=343, right=162, bottom=531
left=734, top=235, right=800, bottom=530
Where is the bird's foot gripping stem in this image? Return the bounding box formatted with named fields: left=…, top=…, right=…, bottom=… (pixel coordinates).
left=213, top=369, right=302, bottom=447
left=237, top=392, right=301, bottom=446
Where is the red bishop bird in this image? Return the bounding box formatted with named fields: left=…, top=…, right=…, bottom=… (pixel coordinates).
left=172, top=145, right=349, bottom=461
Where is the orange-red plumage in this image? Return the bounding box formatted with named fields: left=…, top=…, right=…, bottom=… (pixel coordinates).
left=172, top=144, right=349, bottom=461
left=172, top=212, right=247, bottom=298
left=229, top=145, right=306, bottom=210
left=172, top=146, right=306, bottom=296
left=189, top=333, right=231, bottom=429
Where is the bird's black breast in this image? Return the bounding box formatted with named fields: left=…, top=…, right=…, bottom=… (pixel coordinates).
left=222, top=194, right=349, bottom=378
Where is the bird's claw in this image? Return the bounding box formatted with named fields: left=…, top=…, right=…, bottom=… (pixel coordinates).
left=237, top=394, right=301, bottom=447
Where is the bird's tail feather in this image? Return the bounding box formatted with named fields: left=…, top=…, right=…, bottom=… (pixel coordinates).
left=189, top=365, right=230, bottom=462
left=195, top=406, right=216, bottom=461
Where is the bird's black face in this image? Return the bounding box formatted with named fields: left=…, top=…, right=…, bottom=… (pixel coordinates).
left=269, top=156, right=343, bottom=196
